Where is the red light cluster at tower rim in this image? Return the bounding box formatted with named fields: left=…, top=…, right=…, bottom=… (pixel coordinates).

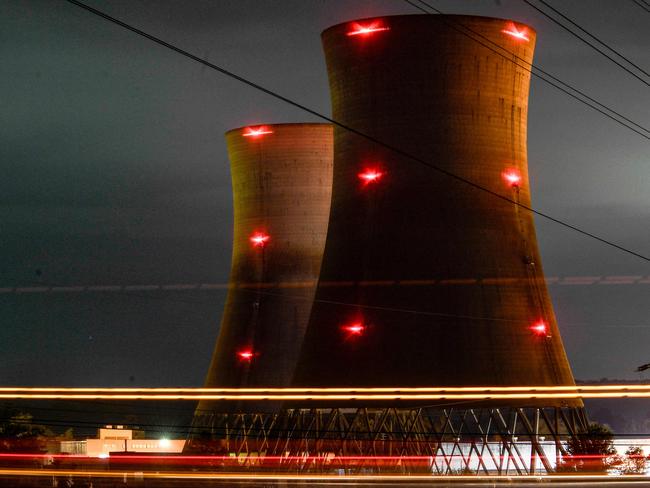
left=347, top=21, right=390, bottom=37
left=502, top=23, right=530, bottom=41
left=242, top=126, right=274, bottom=138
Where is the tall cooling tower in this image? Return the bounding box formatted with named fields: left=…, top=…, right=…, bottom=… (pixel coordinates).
left=200, top=123, right=332, bottom=406
left=292, top=15, right=579, bottom=406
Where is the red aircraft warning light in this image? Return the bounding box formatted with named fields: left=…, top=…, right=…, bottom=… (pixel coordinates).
left=250, top=232, right=270, bottom=248
left=237, top=349, right=254, bottom=362
left=358, top=169, right=384, bottom=185
left=342, top=322, right=366, bottom=336
left=502, top=23, right=530, bottom=42
left=347, top=21, right=390, bottom=37
left=242, top=126, right=273, bottom=138
left=502, top=169, right=522, bottom=188
left=530, top=321, right=548, bottom=336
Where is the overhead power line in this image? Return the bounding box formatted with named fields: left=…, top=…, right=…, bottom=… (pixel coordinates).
left=63, top=0, right=650, bottom=263
left=629, top=0, right=650, bottom=13
left=522, top=0, right=650, bottom=84
left=403, top=0, right=650, bottom=138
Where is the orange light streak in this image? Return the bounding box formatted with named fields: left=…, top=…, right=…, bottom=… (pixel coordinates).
left=0, top=383, right=650, bottom=393
left=3, top=384, right=650, bottom=392
left=2, top=385, right=650, bottom=400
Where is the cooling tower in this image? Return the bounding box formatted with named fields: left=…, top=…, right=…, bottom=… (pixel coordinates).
left=292, top=15, right=579, bottom=407
left=199, top=123, right=332, bottom=410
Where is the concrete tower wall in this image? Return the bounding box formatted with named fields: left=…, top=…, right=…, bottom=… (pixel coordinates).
left=292, top=15, right=579, bottom=407
left=201, top=123, right=333, bottom=399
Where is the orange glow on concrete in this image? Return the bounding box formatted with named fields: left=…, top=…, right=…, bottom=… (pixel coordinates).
left=5, top=385, right=650, bottom=393
left=4, top=386, right=650, bottom=400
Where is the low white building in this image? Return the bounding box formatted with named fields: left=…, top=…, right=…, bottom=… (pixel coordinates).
left=60, top=425, right=185, bottom=458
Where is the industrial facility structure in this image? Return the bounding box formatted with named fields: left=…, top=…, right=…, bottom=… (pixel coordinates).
left=196, top=123, right=333, bottom=414
left=192, top=15, right=588, bottom=474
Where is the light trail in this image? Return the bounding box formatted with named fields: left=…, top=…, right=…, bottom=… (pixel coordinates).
left=0, top=453, right=641, bottom=461
left=1, top=385, right=650, bottom=400
left=0, top=386, right=593, bottom=392
left=2, top=393, right=650, bottom=400
left=2, top=384, right=650, bottom=392
left=2, top=468, right=650, bottom=482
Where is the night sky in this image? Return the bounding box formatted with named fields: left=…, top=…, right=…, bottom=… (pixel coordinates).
left=2, top=0, right=648, bottom=387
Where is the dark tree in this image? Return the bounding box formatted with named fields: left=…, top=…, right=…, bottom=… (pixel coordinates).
left=561, top=422, right=619, bottom=472
left=619, top=446, right=648, bottom=475
left=0, top=412, right=53, bottom=453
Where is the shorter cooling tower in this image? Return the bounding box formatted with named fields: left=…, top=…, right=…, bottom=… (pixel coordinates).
left=198, top=123, right=332, bottom=414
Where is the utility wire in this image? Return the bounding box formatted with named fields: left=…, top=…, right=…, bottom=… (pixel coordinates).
left=629, top=0, right=650, bottom=13
left=536, top=0, right=649, bottom=78
left=4, top=412, right=650, bottom=440
left=63, top=0, right=650, bottom=263
left=403, top=0, right=650, bottom=137
left=2, top=411, right=641, bottom=440
left=7, top=279, right=650, bottom=327
left=239, top=287, right=521, bottom=323
left=522, top=0, right=650, bottom=83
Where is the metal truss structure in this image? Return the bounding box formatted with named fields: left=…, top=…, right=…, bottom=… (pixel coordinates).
left=189, top=406, right=589, bottom=475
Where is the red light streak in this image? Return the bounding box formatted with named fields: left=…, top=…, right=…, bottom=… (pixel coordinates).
left=242, top=126, right=273, bottom=138
left=1, top=467, right=648, bottom=482
left=342, top=322, right=365, bottom=336
left=358, top=168, right=384, bottom=185
left=502, top=23, right=530, bottom=41
left=347, top=22, right=390, bottom=37
left=502, top=169, right=522, bottom=187
left=237, top=349, right=254, bottom=362
left=250, top=232, right=270, bottom=247
left=530, top=321, right=548, bottom=336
